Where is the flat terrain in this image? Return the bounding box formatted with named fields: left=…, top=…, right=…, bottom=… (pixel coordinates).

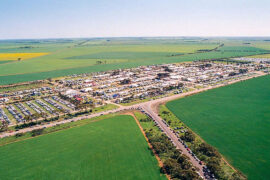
left=0, top=115, right=165, bottom=180
left=248, top=54, right=270, bottom=58
left=0, top=38, right=269, bottom=85
left=0, top=53, right=48, bottom=61
left=167, top=75, right=270, bottom=180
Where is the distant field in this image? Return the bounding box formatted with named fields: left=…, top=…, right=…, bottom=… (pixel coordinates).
left=167, top=75, right=270, bottom=180
left=247, top=53, right=270, bottom=58
left=0, top=53, right=48, bottom=61
left=251, top=42, right=270, bottom=50
left=0, top=38, right=269, bottom=85
left=0, top=115, right=165, bottom=180
left=66, top=51, right=182, bottom=60
left=0, top=60, right=11, bottom=64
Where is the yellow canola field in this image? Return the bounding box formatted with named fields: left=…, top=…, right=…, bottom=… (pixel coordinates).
left=0, top=53, right=49, bottom=61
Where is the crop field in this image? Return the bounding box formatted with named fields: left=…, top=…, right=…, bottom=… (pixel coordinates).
left=250, top=41, right=270, bottom=50
left=166, top=75, right=270, bottom=180
left=248, top=53, right=270, bottom=58
left=0, top=53, right=48, bottom=61
left=0, top=115, right=165, bottom=180
left=0, top=38, right=269, bottom=85
left=0, top=60, right=11, bottom=64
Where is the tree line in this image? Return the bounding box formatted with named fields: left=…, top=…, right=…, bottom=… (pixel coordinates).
left=145, top=128, right=201, bottom=180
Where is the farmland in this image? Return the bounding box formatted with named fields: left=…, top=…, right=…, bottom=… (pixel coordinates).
left=0, top=115, right=165, bottom=180
left=166, top=75, right=270, bottom=180
left=0, top=38, right=269, bottom=85
left=248, top=53, right=270, bottom=58
left=0, top=53, right=48, bottom=61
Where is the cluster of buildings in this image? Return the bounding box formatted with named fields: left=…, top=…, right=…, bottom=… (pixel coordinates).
left=57, top=60, right=267, bottom=104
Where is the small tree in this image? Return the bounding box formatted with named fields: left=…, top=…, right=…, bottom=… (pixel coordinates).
left=31, top=128, right=44, bottom=137
left=181, top=130, right=195, bottom=142
left=96, top=60, right=102, bottom=64
left=0, top=120, right=8, bottom=132
left=162, top=111, right=169, bottom=115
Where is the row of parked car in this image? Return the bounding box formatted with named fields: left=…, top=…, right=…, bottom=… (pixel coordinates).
left=140, top=110, right=206, bottom=178
left=43, top=98, right=69, bottom=113
left=203, top=165, right=216, bottom=180
left=1, top=96, right=76, bottom=125
left=0, top=108, right=10, bottom=123
left=178, top=131, right=216, bottom=179
left=162, top=119, right=169, bottom=127
left=36, top=99, right=56, bottom=115
left=6, top=105, right=24, bottom=123
left=26, top=101, right=46, bottom=114
left=142, top=110, right=216, bottom=180
left=139, top=109, right=160, bottom=127
left=15, top=103, right=32, bottom=117
left=51, top=96, right=76, bottom=110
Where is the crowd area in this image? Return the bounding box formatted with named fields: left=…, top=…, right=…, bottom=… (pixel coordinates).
left=0, top=96, right=77, bottom=125
left=58, top=60, right=269, bottom=104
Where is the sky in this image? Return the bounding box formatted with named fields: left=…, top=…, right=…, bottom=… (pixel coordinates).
left=0, top=0, right=269, bottom=39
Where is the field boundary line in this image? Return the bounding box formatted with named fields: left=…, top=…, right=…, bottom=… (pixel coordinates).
left=121, top=111, right=170, bottom=180
left=161, top=101, right=244, bottom=175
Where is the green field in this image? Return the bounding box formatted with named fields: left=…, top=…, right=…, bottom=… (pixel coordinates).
left=248, top=53, right=270, bottom=58
left=0, top=115, right=165, bottom=180
left=0, top=38, right=269, bottom=85
left=167, top=75, right=270, bottom=180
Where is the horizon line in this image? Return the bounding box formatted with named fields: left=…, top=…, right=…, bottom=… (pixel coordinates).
left=1, top=35, right=270, bottom=41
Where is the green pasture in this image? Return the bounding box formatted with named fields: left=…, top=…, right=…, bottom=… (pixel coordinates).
left=248, top=54, right=270, bottom=58
left=167, top=75, right=270, bottom=180
left=65, top=51, right=182, bottom=60
left=0, top=60, right=12, bottom=64
left=0, top=40, right=218, bottom=77
left=0, top=115, right=165, bottom=180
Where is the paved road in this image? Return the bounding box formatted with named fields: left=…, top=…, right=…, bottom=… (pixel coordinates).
left=141, top=104, right=205, bottom=178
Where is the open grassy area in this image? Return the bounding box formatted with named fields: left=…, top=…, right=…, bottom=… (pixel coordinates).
left=167, top=75, right=270, bottom=180
left=0, top=38, right=269, bottom=85
left=0, top=115, right=166, bottom=180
